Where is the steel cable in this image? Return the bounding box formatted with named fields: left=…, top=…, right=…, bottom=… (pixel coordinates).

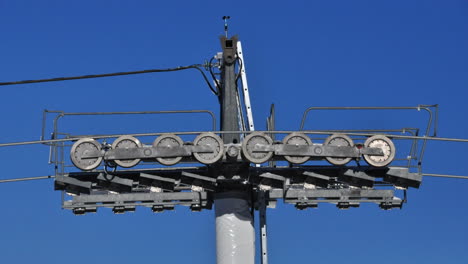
left=0, top=64, right=219, bottom=95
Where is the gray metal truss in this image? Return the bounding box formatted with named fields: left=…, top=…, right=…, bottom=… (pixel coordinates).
left=65, top=191, right=211, bottom=215
left=55, top=165, right=418, bottom=214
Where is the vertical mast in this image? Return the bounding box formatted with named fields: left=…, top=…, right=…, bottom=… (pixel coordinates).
left=214, top=23, right=255, bottom=263
left=219, top=35, right=240, bottom=144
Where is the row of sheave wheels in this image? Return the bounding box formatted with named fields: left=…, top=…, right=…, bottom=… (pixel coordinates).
left=70, top=132, right=396, bottom=171
left=70, top=133, right=225, bottom=171
left=241, top=132, right=396, bottom=167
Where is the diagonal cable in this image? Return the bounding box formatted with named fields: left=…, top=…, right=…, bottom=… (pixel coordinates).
left=0, top=64, right=218, bottom=95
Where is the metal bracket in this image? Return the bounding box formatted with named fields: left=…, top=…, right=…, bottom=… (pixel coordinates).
left=258, top=191, right=268, bottom=264
left=268, top=188, right=402, bottom=209
left=237, top=41, right=255, bottom=131
left=253, top=144, right=383, bottom=158
left=82, top=145, right=214, bottom=160
left=63, top=191, right=211, bottom=214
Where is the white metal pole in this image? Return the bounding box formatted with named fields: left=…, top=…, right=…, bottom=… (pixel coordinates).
left=214, top=192, right=255, bottom=264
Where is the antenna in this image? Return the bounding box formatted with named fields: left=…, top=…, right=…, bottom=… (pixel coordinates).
left=223, top=16, right=230, bottom=37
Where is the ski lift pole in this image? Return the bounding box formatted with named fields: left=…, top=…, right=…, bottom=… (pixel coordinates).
left=214, top=34, right=255, bottom=264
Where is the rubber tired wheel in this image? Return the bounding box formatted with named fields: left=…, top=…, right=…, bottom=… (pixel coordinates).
left=324, top=134, right=354, bottom=166
left=363, top=135, right=396, bottom=167
left=242, top=132, right=274, bottom=164
left=153, top=134, right=184, bottom=166
left=282, top=133, right=312, bottom=164
left=70, top=138, right=103, bottom=171
left=193, top=133, right=224, bottom=164
left=111, top=135, right=142, bottom=168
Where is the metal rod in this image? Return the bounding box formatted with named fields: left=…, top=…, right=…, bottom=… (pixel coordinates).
left=0, top=175, right=55, bottom=183
left=42, top=110, right=64, bottom=140
left=267, top=104, right=276, bottom=168
left=299, top=106, right=437, bottom=131
left=422, top=173, right=468, bottom=180
left=4, top=130, right=468, bottom=148
left=51, top=109, right=217, bottom=135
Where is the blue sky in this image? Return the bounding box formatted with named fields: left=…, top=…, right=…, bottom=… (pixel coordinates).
left=0, top=1, right=467, bottom=263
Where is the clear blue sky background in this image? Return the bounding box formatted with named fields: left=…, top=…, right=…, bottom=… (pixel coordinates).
left=0, top=1, right=467, bottom=263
